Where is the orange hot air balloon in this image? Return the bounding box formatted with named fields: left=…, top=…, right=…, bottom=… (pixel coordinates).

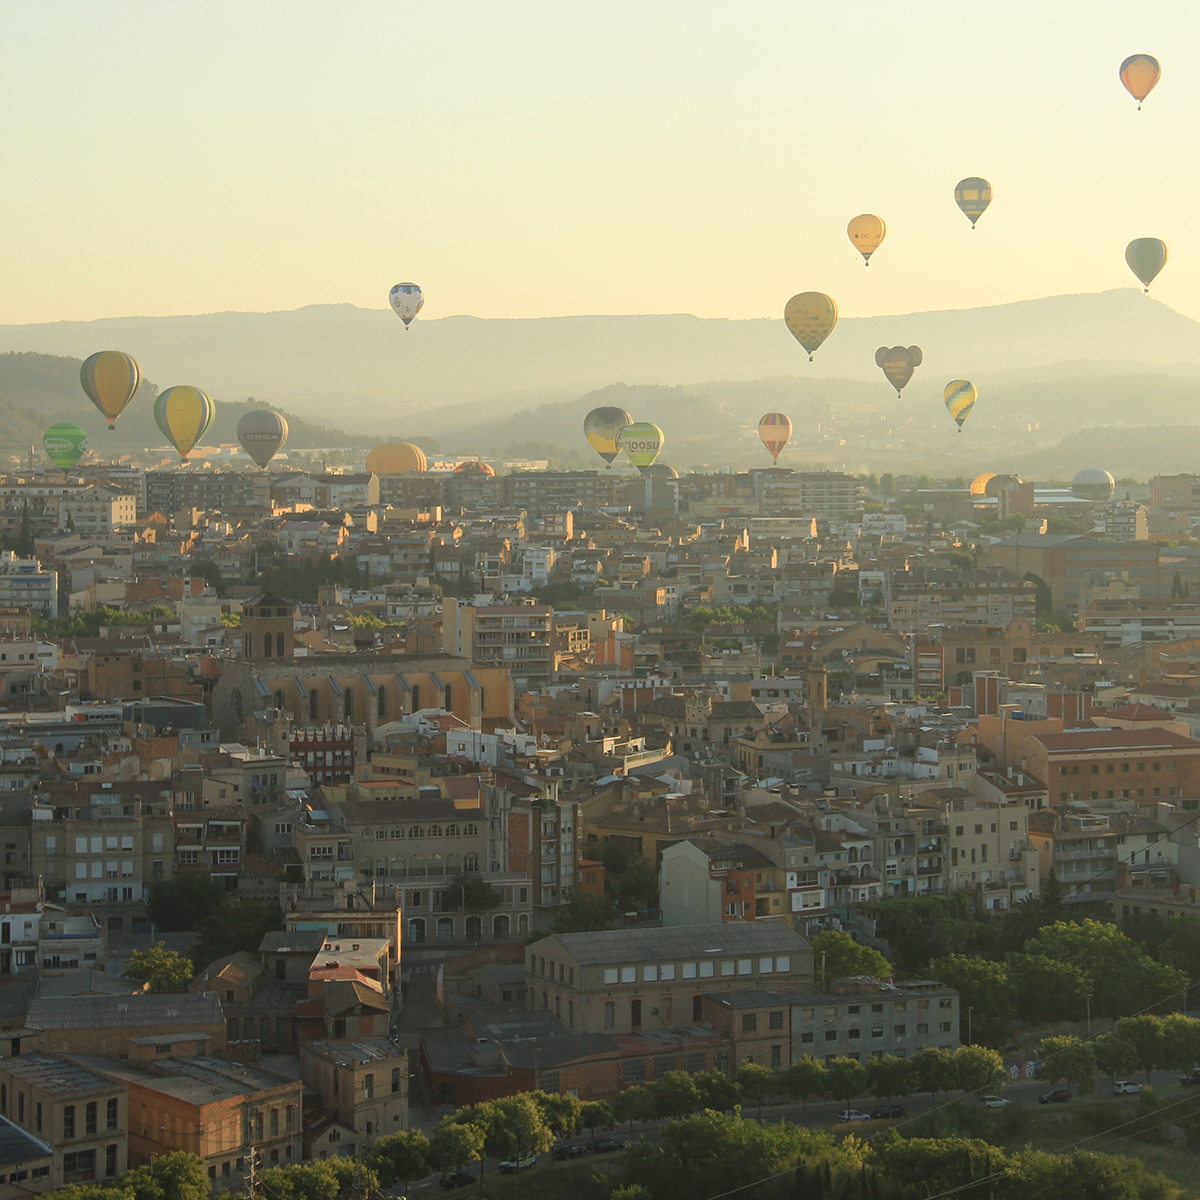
left=758, top=413, right=792, bottom=462
left=847, top=214, right=886, bottom=265
left=1120, top=54, right=1160, bottom=109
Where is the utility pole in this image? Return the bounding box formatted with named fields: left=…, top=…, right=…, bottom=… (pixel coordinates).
left=244, top=1147, right=260, bottom=1200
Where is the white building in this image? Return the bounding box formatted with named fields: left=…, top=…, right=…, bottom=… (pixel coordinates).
left=0, top=554, right=57, bottom=617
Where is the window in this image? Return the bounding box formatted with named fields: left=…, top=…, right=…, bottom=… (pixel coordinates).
left=643, top=965, right=658, bottom=982
left=771, top=1045, right=782, bottom=1067
left=895, top=1025, right=907, bottom=1036
left=63, top=1150, right=96, bottom=1184
left=106, top=1145, right=117, bottom=1179
left=742, top=1014, right=757, bottom=1032
left=624, top=1059, right=646, bottom=1083
left=631, top=999, right=641, bottom=1028
left=620, top=966, right=636, bottom=983
left=86, top=1101, right=97, bottom=1134
left=714, top=1049, right=731, bottom=1072
left=825, top=1030, right=837, bottom=1041
left=769, top=1011, right=785, bottom=1030
left=720, top=960, right=735, bottom=976
left=699, top=961, right=714, bottom=978
left=64, top=1104, right=76, bottom=1138
left=737, top=959, right=752, bottom=975
left=682, top=962, right=697, bottom=979
left=604, top=968, right=619, bottom=985
left=661, top=964, right=676, bottom=980
left=604, top=1002, right=615, bottom=1029
left=35, top=1101, right=41, bottom=1132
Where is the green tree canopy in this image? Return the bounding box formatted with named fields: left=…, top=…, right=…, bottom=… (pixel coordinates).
left=928, top=955, right=1014, bottom=1046
left=124, top=942, right=193, bottom=992
left=810, top=929, right=891, bottom=981
left=367, top=1130, right=431, bottom=1191
left=781, top=1056, right=827, bottom=1114
left=428, top=1118, right=485, bottom=1175
left=191, top=899, right=284, bottom=967
left=1009, top=952, right=1092, bottom=1024
left=553, top=890, right=620, bottom=933
left=1034, top=1035, right=1097, bottom=1096
left=825, top=1057, right=868, bottom=1105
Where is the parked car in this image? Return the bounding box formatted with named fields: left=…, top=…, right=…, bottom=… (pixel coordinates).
left=587, top=1138, right=624, bottom=1154
left=553, top=1144, right=589, bottom=1160
left=1038, top=1089, right=1072, bottom=1104
left=1113, top=1080, right=1142, bottom=1095
left=980, top=1096, right=1010, bottom=1109
left=837, top=1110, right=872, bottom=1123
left=498, top=1156, right=537, bottom=1174
left=870, top=1106, right=906, bottom=1120
left=1181, top=1072, right=1200, bottom=1086
left=438, top=1173, right=475, bottom=1190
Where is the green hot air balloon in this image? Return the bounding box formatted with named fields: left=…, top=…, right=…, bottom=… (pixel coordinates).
left=237, top=409, right=289, bottom=469
left=617, top=422, right=665, bottom=473
left=43, top=423, right=89, bottom=469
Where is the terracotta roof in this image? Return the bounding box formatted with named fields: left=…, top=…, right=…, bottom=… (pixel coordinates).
left=1033, top=728, right=1200, bottom=752
left=1102, top=704, right=1176, bottom=722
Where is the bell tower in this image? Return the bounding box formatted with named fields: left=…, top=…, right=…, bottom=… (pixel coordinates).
left=240, top=592, right=296, bottom=662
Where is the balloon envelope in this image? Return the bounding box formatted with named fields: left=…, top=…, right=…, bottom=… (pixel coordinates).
left=155, top=386, right=216, bottom=459
left=43, top=423, right=88, bottom=469
left=389, top=283, right=425, bottom=327
left=1120, top=54, right=1160, bottom=105
left=847, top=214, right=886, bottom=263
left=944, top=380, right=977, bottom=430
left=954, top=178, right=992, bottom=227
left=1126, top=238, right=1168, bottom=290
left=874, top=346, right=922, bottom=395
left=758, top=412, right=792, bottom=461
left=783, top=292, right=838, bottom=360
left=366, top=443, right=427, bottom=474
left=80, top=351, right=142, bottom=428
left=237, top=410, right=289, bottom=468
left=584, top=406, right=632, bottom=465
left=618, top=422, right=665, bottom=473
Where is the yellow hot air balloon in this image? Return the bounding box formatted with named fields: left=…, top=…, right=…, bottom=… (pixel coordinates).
left=758, top=412, right=792, bottom=462
left=366, top=442, right=427, bottom=474
left=584, top=406, right=632, bottom=466
left=1120, top=54, right=1160, bottom=109
left=847, top=214, right=886, bottom=265
left=944, top=380, right=977, bottom=432
left=1126, top=238, right=1168, bottom=292
left=80, top=351, right=142, bottom=429
left=783, top=293, right=838, bottom=361
left=154, top=386, right=216, bottom=459
left=954, top=178, right=992, bottom=229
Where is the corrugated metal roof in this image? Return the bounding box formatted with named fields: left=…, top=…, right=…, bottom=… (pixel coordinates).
left=537, top=923, right=810, bottom=965
left=27, top=991, right=224, bottom=1029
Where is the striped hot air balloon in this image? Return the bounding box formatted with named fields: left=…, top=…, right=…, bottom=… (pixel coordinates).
left=758, top=413, right=793, bottom=462
left=155, top=386, right=216, bottom=459
left=783, top=292, right=838, bottom=361
left=944, top=380, right=977, bottom=432
left=1120, top=54, right=1160, bottom=109
left=80, top=351, right=142, bottom=429
left=954, top=178, right=992, bottom=229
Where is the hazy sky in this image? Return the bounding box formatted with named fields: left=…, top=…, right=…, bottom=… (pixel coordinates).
left=3, top=1, right=1198, bottom=326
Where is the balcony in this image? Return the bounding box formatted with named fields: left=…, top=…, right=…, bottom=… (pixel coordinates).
left=1054, top=846, right=1117, bottom=860
left=916, top=864, right=943, bottom=876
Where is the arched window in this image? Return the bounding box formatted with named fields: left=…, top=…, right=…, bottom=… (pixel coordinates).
left=392, top=857, right=406, bottom=877
left=465, top=915, right=481, bottom=941
left=309, top=689, right=320, bottom=721
left=263, top=633, right=273, bottom=657
left=462, top=823, right=478, bottom=837
left=519, top=914, right=529, bottom=934
left=493, top=914, right=510, bottom=939
left=437, top=917, right=454, bottom=943
left=377, top=686, right=387, bottom=719
left=464, top=853, right=480, bottom=873
left=445, top=824, right=459, bottom=837
left=428, top=825, right=442, bottom=838
left=409, top=855, right=425, bottom=878
left=231, top=689, right=244, bottom=720
left=361, top=830, right=373, bottom=841
left=344, top=688, right=354, bottom=720
left=428, top=854, right=444, bottom=876
left=445, top=853, right=462, bottom=876
left=444, top=685, right=453, bottom=711
left=409, top=826, right=424, bottom=839
left=276, top=632, right=285, bottom=657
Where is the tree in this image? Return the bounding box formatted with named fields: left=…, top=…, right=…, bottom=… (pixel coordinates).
left=367, top=1130, right=431, bottom=1193
left=191, top=899, right=284, bottom=966
left=1009, top=953, right=1091, bottom=1024
left=880, top=473, right=895, bottom=497
left=865, top=1055, right=912, bottom=1102
left=951, top=1045, right=1007, bottom=1097
left=553, top=891, right=620, bottom=934
left=146, top=874, right=226, bottom=932
left=870, top=1133, right=1007, bottom=1200
left=928, top=955, right=1014, bottom=1047
left=578, top=1100, right=616, bottom=1146
left=459, top=1093, right=555, bottom=1163
left=693, top=1068, right=743, bottom=1114
left=614, top=1084, right=658, bottom=1137
left=825, top=1058, right=867, bottom=1106
left=910, top=1047, right=956, bottom=1103
left=617, top=855, right=659, bottom=912
left=443, top=873, right=502, bottom=934
left=1034, top=1035, right=1096, bottom=1096
left=1112, top=1015, right=1168, bottom=1082
left=781, top=1056, right=827, bottom=1115
left=810, top=930, right=891, bottom=982
left=16, top=501, right=33, bottom=558
left=1159, top=1013, right=1200, bottom=1073
left=428, top=1118, right=485, bottom=1179
left=1094, top=1034, right=1139, bottom=1088
left=735, top=1061, right=777, bottom=1120
left=655, top=1071, right=701, bottom=1119
left=531, top=1089, right=581, bottom=1139
left=124, top=942, right=193, bottom=992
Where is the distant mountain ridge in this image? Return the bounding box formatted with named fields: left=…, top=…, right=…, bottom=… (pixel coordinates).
left=0, top=289, right=1196, bottom=432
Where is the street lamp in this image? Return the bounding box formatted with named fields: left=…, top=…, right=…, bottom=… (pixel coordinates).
left=1086, top=994, right=1092, bottom=1040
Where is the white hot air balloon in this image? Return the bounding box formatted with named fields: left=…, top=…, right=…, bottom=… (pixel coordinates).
left=389, top=283, right=425, bottom=329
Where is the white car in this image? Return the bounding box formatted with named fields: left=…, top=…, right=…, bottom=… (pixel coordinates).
left=836, top=1109, right=871, bottom=1123
left=498, top=1155, right=537, bottom=1174
left=980, top=1095, right=1010, bottom=1109
left=1113, top=1080, right=1142, bottom=1095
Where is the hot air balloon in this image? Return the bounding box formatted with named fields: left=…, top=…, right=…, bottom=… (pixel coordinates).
left=43, top=423, right=88, bottom=470
left=365, top=443, right=427, bottom=474
left=1120, top=54, right=1160, bottom=109
left=784, top=293, right=838, bottom=361
left=617, top=422, right=665, bottom=473
left=758, top=413, right=793, bottom=462
left=80, top=351, right=142, bottom=429
left=944, top=381, right=977, bottom=432
left=1126, top=238, right=1168, bottom=292
left=154, top=386, right=216, bottom=460
left=847, top=214, right=886, bottom=265
left=954, top=178, right=992, bottom=229
left=874, top=346, right=923, bottom=396
left=389, top=283, right=424, bottom=328
left=584, top=406, right=632, bottom=466
left=237, top=410, right=289, bottom=469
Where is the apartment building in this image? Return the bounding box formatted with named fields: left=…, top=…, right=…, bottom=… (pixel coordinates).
left=0, top=1056, right=126, bottom=1189
left=441, top=600, right=553, bottom=690
left=525, top=923, right=814, bottom=1035
left=500, top=471, right=623, bottom=515
left=1079, top=600, right=1200, bottom=648
left=660, top=839, right=788, bottom=926
left=299, top=1039, right=408, bottom=1148
left=0, top=557, right=56, bottom=619
left=889, top=580, right=1037, bottom=636
left=56, top=489, right=137, bottom=536
left=144, top=471, right=270, bottom=515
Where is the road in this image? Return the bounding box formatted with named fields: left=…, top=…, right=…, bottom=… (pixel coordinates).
left=396, top=1068, right=1186, bottom=1194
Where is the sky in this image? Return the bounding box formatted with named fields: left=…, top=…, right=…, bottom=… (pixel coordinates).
left=2, top=0, right=1198, bottom=326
